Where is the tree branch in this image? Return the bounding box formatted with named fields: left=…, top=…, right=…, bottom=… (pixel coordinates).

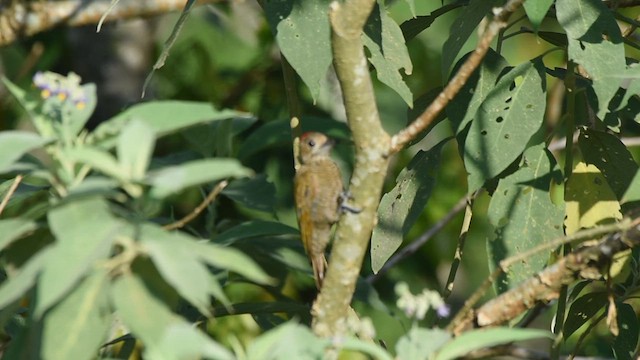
left=162, top=180, right=228, bottom=231
left=311, top=0, right=391, bottom=338
left=0, top=0, right=221, bottom=47
left=389, top=0, right=527, bottom=154
left=449, top=217, right=640, bottom=334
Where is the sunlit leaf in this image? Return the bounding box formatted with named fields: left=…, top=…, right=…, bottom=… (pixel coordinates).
left=565, top=162, right=622, bottom=235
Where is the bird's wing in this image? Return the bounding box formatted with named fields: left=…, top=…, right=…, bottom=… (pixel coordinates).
left=294, top=171, right=314, bottom=254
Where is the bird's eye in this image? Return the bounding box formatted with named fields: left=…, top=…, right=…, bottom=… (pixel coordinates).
left=308, top=140, right=316, bottom=147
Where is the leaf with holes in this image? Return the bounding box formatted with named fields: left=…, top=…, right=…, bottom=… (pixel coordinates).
left=371, top=141, right=445, bottom=273
left=564, top=291, right=608, bottom=339
left=447, top=49, right=509, bottom=135
left=464, top=60, right=546, bottom=193
left=363, top=3, right=413, bottom=107
left=487, top=144, right=564, bottom=293
left=556, top=0, right=625, bottom=119
left=441, top=0, right=501, bottom=77
left=264, top=0, right=332, bottom=101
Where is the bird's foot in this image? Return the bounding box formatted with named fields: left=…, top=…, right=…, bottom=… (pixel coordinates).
left=339, top=191, right=362, bottom=214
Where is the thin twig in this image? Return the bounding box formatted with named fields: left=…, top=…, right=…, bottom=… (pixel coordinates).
left=443, top=193, right=476, bottom=298
left=0, top=175, right=23, bottom=217
left=162, top=180, right=229, bottom=231
left=389, top=0, right=527, bottom=154
left=366, top=195, right=468, bottom=284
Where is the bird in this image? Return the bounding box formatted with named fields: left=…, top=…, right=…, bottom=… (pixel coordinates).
left=294, top=132, right=344, bottom=289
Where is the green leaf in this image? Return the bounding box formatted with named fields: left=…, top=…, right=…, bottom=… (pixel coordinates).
left=565, top=162, right=622, bottom=234
left=91, top=101, right=249, bottom=148
left=363, top=3, right=413, bottom=107
left=578, top=129, right=638, bottom=201
left=41, top=269, right=111, bottom=360
left=563, top=291, right=608, bottom=339
left=556, top=0, right=625, bottom=118
left=441, top=0, right=501, bottom=77
left=523, top=0, right=553, bottom=31
left=35, top=198, right=123, bottom=317
left=140, top=224, right=220, bottom=315
left=622, top=170, right=640, bottom=204
left=0, top=246, right=52, bottom=311
left=222, top=175, right=277, bottom=213
left=396, top=327, right=450, bottom=360
left=151, top=322, right=235, bottom=360
left=182, top=117, right=257, bottom=157
left=434, top=328, right=552, bottom=360
left=264, top=0, right=332, bottom=101
left=147, top=159, right=251, bottom=198
left=447, top=49, right=509, bottom=135
left=0, top=131, right=49, bottom=173
left=112, top=273, right=234, bottom=360
left=487, top=145, right=564, bottom=292
left=214, top=220, right=299, bottom=245
left=246, top=321, right=326, bottom=359
left=63, top=147, right=126, bottom=181
left=613, top=302, right=639, bottom=360
left=117, top=119, right=155, bottom=180
left=464, top=60, right=547, bottom=193
left=400, top=2, right=463, bottom=42
left=341, top=336, right=393, bottom=360
left=237, top=117, right=350, bottom=161
left=0, top=219, right=37, bottom=251
left=191, top=240, right=274, bottom=285
left=404, top=0, right=416, bottom=17
left=371, top=141, right=445, bottom=273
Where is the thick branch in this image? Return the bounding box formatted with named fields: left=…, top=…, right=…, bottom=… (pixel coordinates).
left=0, top=0, right=220, bottom=47
left=311, top=0, right=390, bottom=338
left=389, top=0, right=527, bottom=154
left=451, top=219, right=640, bottom=334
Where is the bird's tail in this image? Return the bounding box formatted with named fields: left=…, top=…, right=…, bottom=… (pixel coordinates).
left=311, top=254, right=328, bottom=289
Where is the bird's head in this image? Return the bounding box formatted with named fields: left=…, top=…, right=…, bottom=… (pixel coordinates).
left=298, top=132, right=335, bottom=164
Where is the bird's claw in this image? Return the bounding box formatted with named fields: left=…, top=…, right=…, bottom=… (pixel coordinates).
left=339, top=191, right=362, bottom=214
